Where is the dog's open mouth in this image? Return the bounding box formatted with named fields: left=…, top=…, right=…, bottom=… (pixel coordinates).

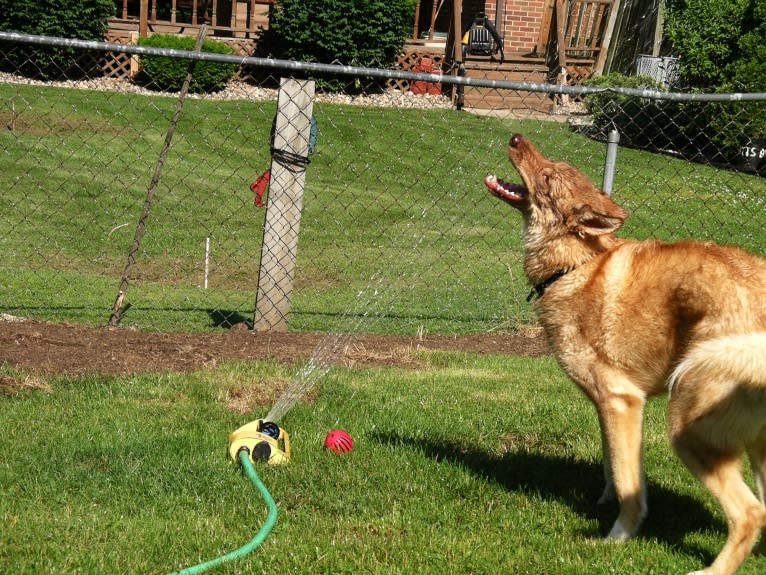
left=484, top=175, right=528, bottom=205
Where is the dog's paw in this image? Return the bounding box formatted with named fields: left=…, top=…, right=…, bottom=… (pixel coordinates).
left=606, top=519, right=634, bottom=541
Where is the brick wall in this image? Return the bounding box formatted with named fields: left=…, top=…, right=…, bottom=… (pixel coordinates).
left=485, top=0, right=548, bottom=54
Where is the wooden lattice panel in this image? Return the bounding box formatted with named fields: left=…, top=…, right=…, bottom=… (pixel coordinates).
left=389, top=48, right=445, bottom=92
left=220, top=38, right=257, bottom=57
left=215, top=38, right=256, bottom=81
left=102, top=32, right=138, bottom=79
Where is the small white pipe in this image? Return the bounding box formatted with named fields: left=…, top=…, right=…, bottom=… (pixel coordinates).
left=204, top=237, right=210, bottom=289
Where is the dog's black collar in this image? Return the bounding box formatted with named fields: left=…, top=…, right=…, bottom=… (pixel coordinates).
left=527, top=269, right=571, bottom=302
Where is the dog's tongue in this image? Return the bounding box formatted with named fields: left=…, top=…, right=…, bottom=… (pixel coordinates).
left=484, top=175, right=528, bottom=204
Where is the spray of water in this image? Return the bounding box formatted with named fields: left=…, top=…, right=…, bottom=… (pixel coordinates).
left=262, top=213, right=444, bottom=423
left=263, top=280, right=384, bottom=423
left=264, top=330, right=356, bottom=423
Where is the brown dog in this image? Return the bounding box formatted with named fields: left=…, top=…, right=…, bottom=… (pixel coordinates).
left=485, top=134, right=766, bottom=575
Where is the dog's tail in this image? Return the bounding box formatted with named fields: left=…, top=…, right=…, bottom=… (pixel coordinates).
left=669, top=332, right=766, bottom=395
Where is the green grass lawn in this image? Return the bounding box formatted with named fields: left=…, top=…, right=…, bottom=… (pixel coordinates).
left=2, top=353, right=765, bottom=574
left=2, top=82, right=766, bottom=333
left=3, top=80, right=766, bottom=575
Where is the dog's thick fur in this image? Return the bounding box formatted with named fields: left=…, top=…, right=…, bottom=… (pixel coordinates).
left=485, top=134, right=766, bottom=575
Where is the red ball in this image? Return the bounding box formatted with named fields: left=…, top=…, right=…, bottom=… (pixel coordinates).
left=324, top=429, right=353, bottom=453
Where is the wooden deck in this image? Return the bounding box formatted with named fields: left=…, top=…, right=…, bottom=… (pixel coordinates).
left=102, top=21, right=567, bottom=113
left=457, top=54, right=553, bottom=112
left=103, top=0, right=609, bottom=113
left=397, top=44, right=556, bottom=112
left=110, top=0, right=270, bottom=39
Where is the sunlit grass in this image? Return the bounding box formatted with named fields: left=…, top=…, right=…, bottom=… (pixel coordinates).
left=2, top=354, right=764, bottom=574
left=1, top=83, right=765, bottom=332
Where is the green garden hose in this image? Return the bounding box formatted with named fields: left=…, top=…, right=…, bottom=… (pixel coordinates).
left=167, top=448, right=278, bottom=575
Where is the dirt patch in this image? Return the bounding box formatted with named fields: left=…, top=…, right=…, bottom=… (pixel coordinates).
left=0, top=317, right=549, bottom=377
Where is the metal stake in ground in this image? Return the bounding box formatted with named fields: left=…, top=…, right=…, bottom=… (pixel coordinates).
left=108, top=26, right=207, bottom=327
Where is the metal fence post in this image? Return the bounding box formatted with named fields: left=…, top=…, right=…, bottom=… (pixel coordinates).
left=602, top=129, right=620, bottom=195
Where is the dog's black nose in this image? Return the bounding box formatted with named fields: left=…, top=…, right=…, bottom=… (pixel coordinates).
left=510, top=134, right=523, bottom=148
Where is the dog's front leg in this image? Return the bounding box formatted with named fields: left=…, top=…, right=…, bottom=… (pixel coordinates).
left=597, top=390, right=648, bottom=540
left=597, top=426, right=616, bottom=504
left=748, top=444, right=766, bottom=556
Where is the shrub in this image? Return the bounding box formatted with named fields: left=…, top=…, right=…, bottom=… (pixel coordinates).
left=0, top=0, right=114, bottom=79
left=136, top=34, right=236, bottom=93
left=664, top=0, right=750, bottom=90
left=584, top=74, right=677, bottom=149
left=664, top=0, right=766, bottom=166
left=585, top=2, right=766, bottom=171
left=710, top=0, right=766, bottom=157
left=256, top=0, right=417, bottom=91
left=584, top=74, right=735, bottom=165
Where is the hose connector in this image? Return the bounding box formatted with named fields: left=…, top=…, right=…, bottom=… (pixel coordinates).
left=228, top=419, right=291, bottom=465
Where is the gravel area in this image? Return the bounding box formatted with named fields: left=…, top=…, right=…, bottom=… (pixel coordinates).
left=0, top=71, right=453, bottom=109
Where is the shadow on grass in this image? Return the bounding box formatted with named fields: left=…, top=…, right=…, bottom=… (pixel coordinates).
left=207, top=309, right=251, bottom=329
left=371, top=430, right=721, bottom=562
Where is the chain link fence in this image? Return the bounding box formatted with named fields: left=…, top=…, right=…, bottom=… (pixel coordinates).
left=2, top=31, right=766, bottom=335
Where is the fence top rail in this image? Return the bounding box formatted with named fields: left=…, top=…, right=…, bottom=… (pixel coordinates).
left=2, top=30, right=766, bottom=103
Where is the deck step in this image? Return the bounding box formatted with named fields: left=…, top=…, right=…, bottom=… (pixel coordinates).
left=460, top=61, right=552, bottom=112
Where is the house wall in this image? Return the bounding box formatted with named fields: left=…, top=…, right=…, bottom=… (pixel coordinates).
left=484, top=0, right=547, bottom=53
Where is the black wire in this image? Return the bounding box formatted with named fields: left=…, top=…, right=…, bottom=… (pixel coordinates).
left=270, top=146, right=310, bottom=173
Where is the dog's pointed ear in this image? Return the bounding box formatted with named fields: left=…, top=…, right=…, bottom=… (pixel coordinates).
left=568, top=196, right=629, bottom=236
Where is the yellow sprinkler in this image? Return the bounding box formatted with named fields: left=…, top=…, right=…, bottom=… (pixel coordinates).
left=228, top=419, right=291, bottom=465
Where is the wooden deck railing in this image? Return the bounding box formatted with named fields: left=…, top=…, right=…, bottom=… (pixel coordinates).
left=111, top=0, right=272, bottom=38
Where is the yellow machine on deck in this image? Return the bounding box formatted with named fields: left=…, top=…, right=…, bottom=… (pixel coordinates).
left=228, top=419, right=291, bottom=465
